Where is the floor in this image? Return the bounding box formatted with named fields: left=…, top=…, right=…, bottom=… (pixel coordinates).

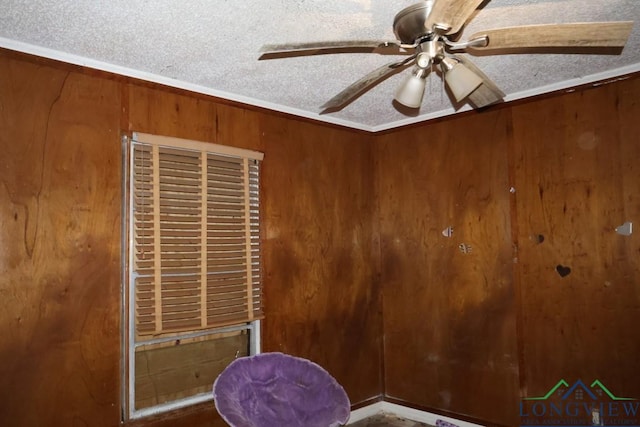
left=349, top=413, right=433, bottom=427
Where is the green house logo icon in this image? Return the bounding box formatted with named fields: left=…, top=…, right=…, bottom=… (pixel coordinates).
left=520, top=379, right=639, bottom=426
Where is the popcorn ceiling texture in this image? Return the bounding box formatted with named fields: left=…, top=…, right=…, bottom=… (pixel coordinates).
left=1, top=0, right=638, bottom=131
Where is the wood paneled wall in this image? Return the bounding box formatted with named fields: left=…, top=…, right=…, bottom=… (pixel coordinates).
left=510, top=79, right=640, bottom=401
left=259, top=118, right=381, bottom=403
left=0, top=50, right=380, bottom=426
left=0, top=56, right=122, bottom=426
left=1, top=48, right=639, bottom=427
left=376, top=110, right=520, bottom=425
left=376, top=77, right=640, bottom=426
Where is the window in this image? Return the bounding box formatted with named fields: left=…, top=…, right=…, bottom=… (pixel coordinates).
left=122, top=132, right=264, bottom=419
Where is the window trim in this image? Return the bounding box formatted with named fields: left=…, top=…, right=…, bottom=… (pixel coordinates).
left=121, top=133, right=263, bottom=420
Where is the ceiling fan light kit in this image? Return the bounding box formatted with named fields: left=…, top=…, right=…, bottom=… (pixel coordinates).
left=259, top=0, right=634, bottom=114
left=395, top=68, right=429, bottom=108
left=441, top=57, right=484, bottom=102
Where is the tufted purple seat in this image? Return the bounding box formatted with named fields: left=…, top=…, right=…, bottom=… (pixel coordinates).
left=213, top=352, right=351, bottom=427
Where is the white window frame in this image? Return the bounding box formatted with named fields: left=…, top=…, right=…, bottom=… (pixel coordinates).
left=121, top=132, right=264, bottom=420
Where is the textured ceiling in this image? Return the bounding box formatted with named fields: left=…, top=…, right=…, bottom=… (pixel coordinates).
left=1, top=0, right=639, bottom=131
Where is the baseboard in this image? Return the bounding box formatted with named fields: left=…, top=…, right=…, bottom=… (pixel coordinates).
left=348, top=401, right=386, bottom=423
left=348, top=401, right=486, bottom=427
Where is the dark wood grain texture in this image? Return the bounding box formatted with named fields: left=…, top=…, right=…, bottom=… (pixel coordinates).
left=0, top=48, right=381, bottom=426
left=0, top=54, right=122, bottom=426
left=1, top=47, right=639, bottom=427
left=510, top=77, right=640, bottom=400
left=375, top=109, right=520, bottom=426
left=259, top=117, right=382, bottom=405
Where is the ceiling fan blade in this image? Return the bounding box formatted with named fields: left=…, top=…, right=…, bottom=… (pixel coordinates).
left=320, top=57, right=415, bottom=113
left=467, top=22, right=634, bottom=52
left=426, top=0, right=485, bottom=35
left=455, top=56, right=505, bottom=108
left=259, top=40, right=403, bottom=59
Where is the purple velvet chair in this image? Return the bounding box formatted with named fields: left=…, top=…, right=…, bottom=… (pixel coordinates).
left=213, top=352, right=351, bottom=427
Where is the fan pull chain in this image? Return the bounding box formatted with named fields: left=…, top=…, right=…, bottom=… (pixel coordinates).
left=441, top=68, right=445, bottom=103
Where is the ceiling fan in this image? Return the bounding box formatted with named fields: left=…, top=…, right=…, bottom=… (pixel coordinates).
left=258, top=0, right=633, bottom=113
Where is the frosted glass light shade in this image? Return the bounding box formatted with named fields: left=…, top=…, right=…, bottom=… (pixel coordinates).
left=394, top=73, right=427, bottom=108
left=444, top=63, right=483, bottom=102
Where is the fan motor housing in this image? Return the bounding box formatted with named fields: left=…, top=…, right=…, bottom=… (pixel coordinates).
left=393, top=0, right=435, bottom=44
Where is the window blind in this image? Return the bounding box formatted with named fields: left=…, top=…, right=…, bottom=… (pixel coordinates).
left=130, top=133, right=263, bottom=338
